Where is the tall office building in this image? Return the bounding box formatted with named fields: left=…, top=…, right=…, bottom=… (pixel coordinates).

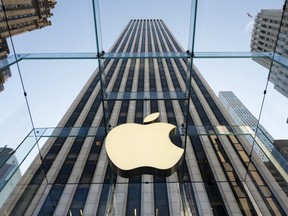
left=250, top=5, right=288, bottom=98
left=0, top=0, right=56, bottom=91
left=218, top=91, right=273, bottom=162
left=273, top=140, right=288, bottom=163
left=1, top=19, right=288, bottom=215
left=218, top=91, right=288, bottom=176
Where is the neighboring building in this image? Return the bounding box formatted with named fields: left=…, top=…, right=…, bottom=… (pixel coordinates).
left=218, top=91, right=288, bottom=187
left=0, top=147, right=21, bottom=208
left=218, top=91, right=273, bottom=162
left=0, top=67, right=11, bottom=92
left=274, top=139, right=288, bottom=163
left=0, top=0, right=56, bottom=58
left=1, top=19, right=288, bottom=215
left=250, top=6, right=288, bottom=98
left=0, top=38, right=8, bottom=59
left=0, top=0, right=56, bottom=90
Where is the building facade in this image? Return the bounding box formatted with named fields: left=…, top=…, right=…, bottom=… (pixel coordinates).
left=250, top=6, right=288, bottom=98
left=273, top=140, right=288, bottom=166
left=0, top=0, right=56, bottom=58
left=1, top=19, right=288, bottom=215
left=0, top=0, right=56, bottom=91
left=218, top=91, right=273, bottom=162
left=218, top=91, right=288, bottom=185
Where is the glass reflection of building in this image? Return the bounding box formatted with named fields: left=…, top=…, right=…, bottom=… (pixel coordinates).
left=1, top=18, right=288, bottom=216
left=0, top=147, right=21, bottom=208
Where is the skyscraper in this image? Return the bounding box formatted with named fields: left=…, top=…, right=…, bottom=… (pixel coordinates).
left=218, top=91, right=288, bottom=179
left=0, top=0, right=56, bottom=91
left=273, top=140, right=288, bottom=169
left=218, top=91, right=273, bottom=161
left=1, top=19, right=288, bottom=215
left=250, top=5, right=288, bottom=98
left=0, top=0, right=56, bottom=58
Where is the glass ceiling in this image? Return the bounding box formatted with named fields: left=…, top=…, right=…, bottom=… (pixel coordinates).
left=0, top=0, right=287, bottom=201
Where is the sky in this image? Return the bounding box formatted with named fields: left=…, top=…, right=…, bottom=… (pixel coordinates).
left=0, top=0, right=287, bottom=162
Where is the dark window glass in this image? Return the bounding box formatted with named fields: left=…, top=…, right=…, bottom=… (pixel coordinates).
left=96, top=167, right=115, bottom=215
left=154, top=177, right=170, bottom=216
left=126, top=176, right=141, bottom=216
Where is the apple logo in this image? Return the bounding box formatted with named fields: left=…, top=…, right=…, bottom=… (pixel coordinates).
left=105, top=112, right=184, bottom=178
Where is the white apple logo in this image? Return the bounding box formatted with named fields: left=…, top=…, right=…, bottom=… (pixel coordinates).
left=105, top=113, right=184, bottom=178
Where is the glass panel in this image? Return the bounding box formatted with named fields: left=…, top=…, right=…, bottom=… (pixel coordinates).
left=31, top=126, right=256, bottom=139
left=18, top=59, right=97, bottom=127
left=0, top=54, right=28, bottom=71
left=1, top=0, right=288, bottom=215
left=92, top=0, right=103, bottom=53
left=188, top=0, right=198, bottom=53
left=99, top=1, right=191, bottom=52
left=195, top=1, right=284, bottom=52
left=106, top=91, right=187, bottom=100
left=252, top=2, right=288, bottom=195
left=104, top=52, right=188, bottom=59
left=4, top=52, right=288, bottom=71
left=259, top=64, right=288, bottom=194
left=0, top=62, right=33, bottom=209
left=194, top=52, right=273, bottom=59
left=10, top=1, right=96, bottom=53
left=0, top=130, right=41, bottom=208
left=22, top=53, right=98, bottom=60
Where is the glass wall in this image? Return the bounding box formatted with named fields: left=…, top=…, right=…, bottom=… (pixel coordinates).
left=0, top=0, right=287, bottom=214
